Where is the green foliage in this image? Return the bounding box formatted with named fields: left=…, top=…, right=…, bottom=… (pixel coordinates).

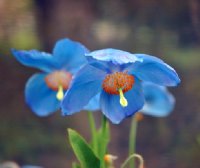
left=95, top=117, right=110, bottom=166
left=72, top=162, right=81, bottom=168
left=87, top=113, right=110, bottom=168
left=68, top=129, right=100, bottom=168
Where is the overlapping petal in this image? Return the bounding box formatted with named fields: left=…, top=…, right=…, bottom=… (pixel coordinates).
left=83, top=93, right=100, bottom=111
left=86, top=48, right=142, bottom=65
left=61, top=65, right=106, bottom=115
left=141, top=82, right=175, bottom=117
left=100, top=78, right=144, bottom=124
left=53, top=38, right=88, bottom=73
left=126, top=54, right=180, bottom=86
left=25, top=73, right=60, bottom=116
left=11, top=49, right=56, bottom=72
left=12, top=38, right=92, bottom=117
left=60, top=47, right=180, bottom=123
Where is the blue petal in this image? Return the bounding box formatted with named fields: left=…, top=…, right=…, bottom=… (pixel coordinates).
left=53, top=38, right=89, bottom=73
left=134, top=54, right=165, bottom=63
left=83, top=93, right=100, bottom=111
left=61, top=65, right=106, bottom=115
left=11, top=49, right=56, bottom=73
left=86, top=48, right=142, bottom=65
left=141, top=82, right=175, bottom=117
left=100, top=78, right=144, bottom=124
left=87, top=58, right=112, bottom=73
left=25, top=73, right=60, bottom=116
left=126, top=54, right=180, bottom=86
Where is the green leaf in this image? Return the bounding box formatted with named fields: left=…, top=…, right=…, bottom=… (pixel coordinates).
left=72, top=162, right=81, bottom=168
left=97, top=119, right=110, bottom=159
left=87, top=111, right=98, bottom=152
left=68, top=129, right=100, bottom=168
left=95, top=117, right=110, bottom=168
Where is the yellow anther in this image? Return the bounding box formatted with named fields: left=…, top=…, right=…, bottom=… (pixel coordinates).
left=56, top=85, right=64, bottom=101
left=119, top=88, right=128, bottom=107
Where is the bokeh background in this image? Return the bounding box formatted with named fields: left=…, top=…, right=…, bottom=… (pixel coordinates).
left=0, top=0, right=200, bottom=168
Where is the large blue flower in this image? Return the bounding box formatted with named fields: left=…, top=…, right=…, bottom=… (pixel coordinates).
left=11, top=38, right=99, bottom=116
left=141, top=82, right=175, bottom=117
left=61, top=48, right=180, bottom=124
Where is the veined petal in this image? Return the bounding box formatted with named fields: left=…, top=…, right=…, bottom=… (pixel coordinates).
left=53, top=38, right=89, bottom=73
left=25, top=73, right=60, bottom=116
left=100, top=77, right=144, bottom=124
left=141, top=82, right=175, bottom=117
left=126, top=54, right=180, bottom=86
left=86, top=48, right=142, bottom=65
left=61, top=65, right=106, bottom=115
left=11, top=49, right=56, bottom=73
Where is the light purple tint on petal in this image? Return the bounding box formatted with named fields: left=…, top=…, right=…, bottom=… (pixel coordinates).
left=86, top=48, right=142, bottom=65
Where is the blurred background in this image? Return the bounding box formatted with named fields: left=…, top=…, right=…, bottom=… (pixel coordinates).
left=0, top=0, right=200, bottom=168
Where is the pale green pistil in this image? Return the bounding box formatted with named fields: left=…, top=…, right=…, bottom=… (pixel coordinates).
left=119, top=88, right=128, bottom=107
left=56, top=85, right=64, bottom=101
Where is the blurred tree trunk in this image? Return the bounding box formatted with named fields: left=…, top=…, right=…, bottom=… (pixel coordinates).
left=34, top=0, right=96, bottom=50
left=189, top=0, right=200, bottom=45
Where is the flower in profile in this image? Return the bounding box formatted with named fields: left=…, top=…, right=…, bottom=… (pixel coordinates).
left=141, top=82, right=175, bottom=117
left=11, top=38, right=98, bottom=116
left=61, top=49, right=180, bottom=124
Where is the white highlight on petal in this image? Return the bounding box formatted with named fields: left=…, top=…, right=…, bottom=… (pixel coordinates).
left=86, top=49, right=143, bottom=64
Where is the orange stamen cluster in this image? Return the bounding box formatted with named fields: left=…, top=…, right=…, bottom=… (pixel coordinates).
left=102, top=72, right=134, bottom=94
left=45, top=71, right=72, bottom=91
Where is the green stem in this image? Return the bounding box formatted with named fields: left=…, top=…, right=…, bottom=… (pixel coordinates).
left=87, top=111, right=97, bottom=153
left=102, top=116, right=108, bottom=134
left=101, top=116, right=109, bottom=168
left=88, top=113, right=110, bottom=168
left=120, top=153, right=144, bottom=168
left=129, top=116, right=138, bottom=168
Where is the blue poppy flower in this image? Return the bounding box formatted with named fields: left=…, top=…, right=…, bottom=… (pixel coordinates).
left=141, top=82, right=175, bottom=117
left=11, top=38, right=99, bottom=116
left=61, top=48, right=180, bottom=124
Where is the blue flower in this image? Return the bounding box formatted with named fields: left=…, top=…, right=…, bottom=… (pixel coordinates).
left=141, top=82, right=175, bottom=117
left=11, top=38, right=98, bottom=116
left=61, top=48, right=180, bottom=124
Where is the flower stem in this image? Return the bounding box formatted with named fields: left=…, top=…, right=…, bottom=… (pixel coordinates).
left=87, top=111, right=97, bottom=153
left=120, top=153, right=144, bottom=168
left=102, top=115, right=108, bottom=134
left=101, top=116, right=110, bottom=168
left=129, top=116, right=138, bottom=168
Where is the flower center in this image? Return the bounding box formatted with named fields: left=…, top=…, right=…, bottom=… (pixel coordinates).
left=102, top=72, right=134, bottom=107
left=45, top=71, right=72, bottom=100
